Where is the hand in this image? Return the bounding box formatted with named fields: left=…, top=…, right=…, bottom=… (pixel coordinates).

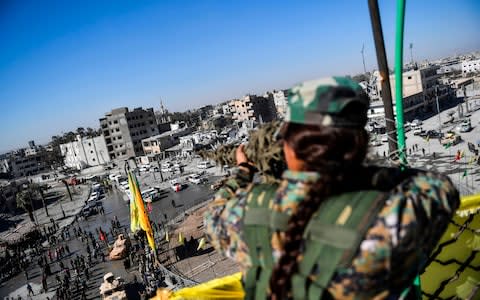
left=235, top=144, right=250, bottom=166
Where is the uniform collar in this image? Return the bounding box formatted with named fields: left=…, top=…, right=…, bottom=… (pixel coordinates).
left=282, top=170, right=320, bottom=183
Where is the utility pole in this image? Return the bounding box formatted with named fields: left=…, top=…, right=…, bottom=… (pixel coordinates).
left=368, top=0, right=398, bottom=159
left=361, top=44, right=367, bottom=74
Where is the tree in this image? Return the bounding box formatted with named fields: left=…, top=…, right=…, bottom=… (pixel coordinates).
left=86, top=127, right=95, bottom=137
left=16, top=189, right=35, bottom=222
left=76, top=127, right=85, bottom=137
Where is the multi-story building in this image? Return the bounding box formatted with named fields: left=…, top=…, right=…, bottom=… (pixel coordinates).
left=8, top=151, right=49, bottom=178
left=141, top=126, right=192, bottom=157
left=462, top=59, right=480, bottom=76
left=221, top=103, right=232, bottom=116
left=99, top=107, right=159, bottom=160
left=270, top=90, right=288, bottom=119
left=229, top=95, right=277, bottom=123
left=0, top=157, right=10, bottom=175
left=0, top=180, right=21, bottom=213
left=60, top=135, right=110, bottom=170
left=367, top=66, right=450, bottom=121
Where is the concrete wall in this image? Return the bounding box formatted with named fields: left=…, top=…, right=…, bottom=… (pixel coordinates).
left=60, top=135, right=110, bottom=170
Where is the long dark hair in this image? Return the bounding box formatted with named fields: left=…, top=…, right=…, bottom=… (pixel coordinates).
left=269, top=122, right=369, bottom=299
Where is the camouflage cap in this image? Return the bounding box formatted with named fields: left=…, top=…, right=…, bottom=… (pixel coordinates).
left=285, top=76, right=369, bottom=127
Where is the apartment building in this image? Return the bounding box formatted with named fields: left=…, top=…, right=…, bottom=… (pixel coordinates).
left=60, top=135, right=110, bottom=169
left=99, top=107, right=159, bottom=160
left=462, top=59, right=480, bottom=75
left=8, top=151, right=49, bottom=178
left=229, top=95, right=277, bottom=123
left=141, top=127, right=192, bottom=156
left=367, top=66, right=450, bottom=120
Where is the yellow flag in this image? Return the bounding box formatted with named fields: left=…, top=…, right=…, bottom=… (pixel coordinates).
left=197, top=237, right=206, bottom=251
left=469, top=156, right=477, bottom=165
left=130, top=171, right=156, bottom=252
left=178, top=232, right=184, bottom=245
left=128, top=173, right=140, bottom=233
left=460, top=150, right=465, bottom=158
left=165, top=230, right=169, bottom=242
left=426, top=136, right=430, bottom=142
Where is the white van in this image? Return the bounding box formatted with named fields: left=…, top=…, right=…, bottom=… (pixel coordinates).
left=197, top=161, right=211, bottom=169
left=141, top=187, right=158, bottom=200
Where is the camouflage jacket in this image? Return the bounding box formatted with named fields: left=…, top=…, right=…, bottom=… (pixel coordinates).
left=204, top=166, right=460, bottom=299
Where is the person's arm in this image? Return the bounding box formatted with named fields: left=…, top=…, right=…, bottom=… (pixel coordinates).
left=386, top=170, right=460, bottom=291
left=204, top=145, right=257, bottom=264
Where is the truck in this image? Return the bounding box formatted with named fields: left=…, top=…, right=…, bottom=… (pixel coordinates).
left=440, top=132, right=462, bottom=146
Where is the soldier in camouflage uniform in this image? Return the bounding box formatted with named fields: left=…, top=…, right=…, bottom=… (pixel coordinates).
left=204, top=77, right=459, bottom=299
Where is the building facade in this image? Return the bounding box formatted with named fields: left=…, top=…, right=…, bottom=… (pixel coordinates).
left=141, top=127, right=192, bottom=156
left=462, top=59, right=480, bottom=75
left=60, top=135, right=110, bottom=170
left=229, top=95, right=277, bottom=123
left=271, top=90, right=288, bottom=119
left=9, top=152, right=49, bottom=178
left=99, top=107, right=159, bottom=160
left=367, top=66, right=450, bottom=121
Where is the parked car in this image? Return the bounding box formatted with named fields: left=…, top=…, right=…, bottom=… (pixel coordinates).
left=88, top=191, right=99, bottom=202
left=188, top=174, right=207, bottom=184
left=161, top=163, right=172, bottom=172
left=413, top=127, right=425, bottom=136
left=197, top=161, right=212, bottom=169
left=425, top=130, right=443, bottom=139
left=457, top=118, right=472, bottom=133
left=141, top=187, right=159, bottom=201
left=412, top=119, right=423, bottom=126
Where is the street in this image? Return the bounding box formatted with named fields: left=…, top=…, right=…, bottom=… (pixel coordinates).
left=0, top=176, right=217, bottom=299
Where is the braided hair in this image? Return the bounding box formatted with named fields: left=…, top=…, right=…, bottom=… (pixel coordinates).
left=269, top=122, right=369, bottom=299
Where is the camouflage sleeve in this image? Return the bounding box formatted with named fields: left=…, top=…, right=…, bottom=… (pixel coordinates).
left=329, top=171, right=460, bottom=298
left=204, top=166, right=255, bottom=267
left=387, top=171, right=459, bottom=288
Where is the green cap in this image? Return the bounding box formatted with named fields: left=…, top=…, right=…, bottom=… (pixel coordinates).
left=285, top=76, right=369, bottom=128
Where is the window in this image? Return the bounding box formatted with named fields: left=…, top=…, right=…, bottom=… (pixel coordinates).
left=92, top=158, right=96, bottom=161
left=88, top=142, right=91, bottom=146
left=407, top=76, right=412, bottom=80
left=90, top=150, right=93, bottom=154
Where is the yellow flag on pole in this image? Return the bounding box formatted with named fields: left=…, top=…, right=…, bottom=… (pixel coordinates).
left=128, top=172, right=140, bottom=233
left=469, top=156, right=477, bottom=165
left=165, top=230, right=169, bottom=242
left=129, top=171, right=156, bottom=252
left=197, top=237, right=206, bottom=251
left=178, top=232, right=184, bottom=245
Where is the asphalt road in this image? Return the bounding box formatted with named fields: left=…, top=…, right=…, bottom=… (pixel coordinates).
left=0, top=178, right=216, bottom=299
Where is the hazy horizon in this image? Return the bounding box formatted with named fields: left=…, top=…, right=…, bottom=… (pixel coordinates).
left=1, top=0, right=480, bottom=152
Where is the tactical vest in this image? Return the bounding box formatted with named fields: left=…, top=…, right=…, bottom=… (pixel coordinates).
left=242, top=183, right=386, bottom=300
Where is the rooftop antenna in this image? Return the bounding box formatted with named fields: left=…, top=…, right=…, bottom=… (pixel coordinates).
left=361, top=43, right=367, bottom=74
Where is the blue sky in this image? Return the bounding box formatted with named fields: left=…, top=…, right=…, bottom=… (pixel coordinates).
left=1, top=0, right=479, bottom=152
